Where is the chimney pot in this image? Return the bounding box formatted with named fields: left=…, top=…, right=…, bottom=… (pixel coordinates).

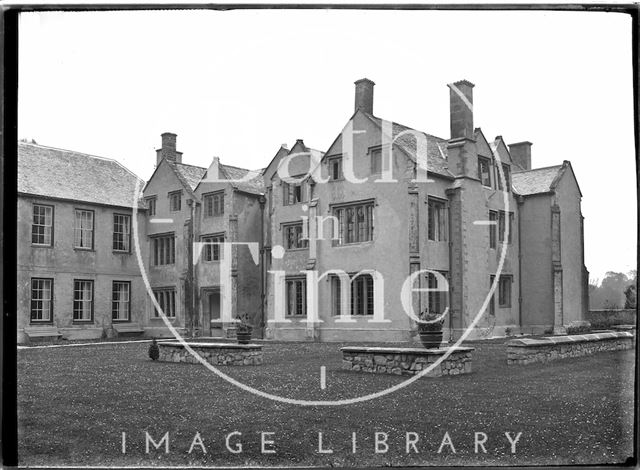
left=508, top=141, right=533, bottom=170
left=448, top=80, right=475, bottom=140
left=354, top=78, right=375, bottom=114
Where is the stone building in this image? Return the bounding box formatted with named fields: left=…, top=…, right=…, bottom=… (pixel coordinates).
left=16, top=78, right=588, bottom=343
left=17, top=142, right=147, bottom=343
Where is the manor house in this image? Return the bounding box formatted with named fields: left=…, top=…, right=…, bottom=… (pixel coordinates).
left=17, top=79, right=589, bottom=343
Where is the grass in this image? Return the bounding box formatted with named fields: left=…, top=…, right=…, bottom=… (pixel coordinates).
left=18, top=338, right=635, bottom=467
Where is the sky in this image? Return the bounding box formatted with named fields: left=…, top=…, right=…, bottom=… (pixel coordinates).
left=18, top=9, right=636, bottom=282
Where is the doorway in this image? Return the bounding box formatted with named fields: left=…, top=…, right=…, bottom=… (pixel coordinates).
left=201, top=289, right=223, bottom=338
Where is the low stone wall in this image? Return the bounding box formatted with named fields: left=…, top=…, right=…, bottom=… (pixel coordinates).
left=507, top=332, right=634, bottom=365
left=159, top=342, right=263, bottom=366
left=586, top=309, right=636, bottom=329
left=341, top=346, right=474, bottom=377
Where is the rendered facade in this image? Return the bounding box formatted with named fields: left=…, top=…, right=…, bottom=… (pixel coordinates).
left=16, top=79, right=588, bottom=343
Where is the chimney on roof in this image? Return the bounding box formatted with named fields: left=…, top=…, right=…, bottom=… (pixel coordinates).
left=354, top=78, right=375, bottom=114
left=448, top=80, right=474, bottom=140
left=156, top=132, right=183, bottom=165
left=509, top=141, right=533, bottom=170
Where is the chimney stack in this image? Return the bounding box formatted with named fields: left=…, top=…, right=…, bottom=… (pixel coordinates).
left=448, top=80, right=475, bottom=140
left=156, top=132, right=183, bottom=165
left=354, top=78, right=375, bottom=114
left=509, top=141, right=533, bottom=170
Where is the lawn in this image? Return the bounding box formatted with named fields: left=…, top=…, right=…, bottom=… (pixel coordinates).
left=17, top=338, right=636, bottom=467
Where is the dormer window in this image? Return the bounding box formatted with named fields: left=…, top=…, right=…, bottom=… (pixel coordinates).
left=478, top=157, right=492, bottom=187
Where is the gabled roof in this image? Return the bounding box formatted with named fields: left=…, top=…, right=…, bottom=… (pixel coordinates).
left=362, top=112, right=454, bottom=178
left=18, top=141, right=145, bottom=208
left=168, top=161, right=207, bottom=192
left=188, top=159, right=265, bottom=196
left=511, top=164, right=563, bottom=196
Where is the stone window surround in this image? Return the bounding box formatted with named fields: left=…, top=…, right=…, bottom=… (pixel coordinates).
left=200, top=232, right=225, bottom=262
left=330, top=198, right=375, bottom=246
left=203, top=190, right=224, bottom=217
left=282, top=221, right=308, bottom=251
left=168, top=190, right=182, bottom=212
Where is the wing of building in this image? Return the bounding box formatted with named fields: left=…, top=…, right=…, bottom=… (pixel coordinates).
left=16, top=79, right=588, bottom=343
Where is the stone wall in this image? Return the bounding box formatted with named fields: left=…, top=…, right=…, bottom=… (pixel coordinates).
left=341, top=346, right=474, bottom=377
left=159, top=342, right=263, bottom=366
left=507, top=332, right=634, bottom=365
left=586, top=309, right=636, bottom=329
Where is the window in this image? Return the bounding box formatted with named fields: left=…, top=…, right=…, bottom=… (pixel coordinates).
left=73, top=280, right=94, bottom=321
left=112, top=281, right=130, bottom=321
left=30, top=278, right=53, bottom=322
left=478, top=157, right=492, bottom=187
left=283, top=181, right=307, bottom=205
left=145, top=197, right=157, bottom=216
left=113, top=214, right=131, bottom=252
left=74, top=209, right=94, bottom=249
left=370, top=148, right=385, bottom=175
left=152, top=288, right=176, bottom=318
left=331, top=273, right=374, bottom=316
left=489, top=211, right=497, bottom=249
left=499, top=275, right=512, bottom=308
left=427, top=198, right=447, bottom=242
left=328, top=157, right=343, bottom=181
left=498, top=211, right=513, bottom=244
left=426, top=271, right=448, bottom=315
left=286, top=278, right=306, bottom=317
left=333, top=202, right=374, bottom=245
left=201, top=234, right=224, bottom=261
left=497, top=164, right=511, bottom=192
left=284, top=223, right=308, bottom=250
left=203, top=192, right=224, bottom=217
left=169, top=191, right=182, bottom=212
left=32, top=204, right=53, bottom=246
left=151, top=234, right=175, bottom=266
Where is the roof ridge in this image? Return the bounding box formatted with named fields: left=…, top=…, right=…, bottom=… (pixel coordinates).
left=364, top=112, right=447, bottom=142
left=173, top=161, right=207, bottom=171
left=513, top=164, right=563, bottom=174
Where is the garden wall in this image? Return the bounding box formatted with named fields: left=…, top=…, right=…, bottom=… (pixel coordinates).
left=341, top=346, right=474, bottom=377
left=159, top=342, right=263, bottom=365
left=586, top=309, right=636, bottom=329
left=507, top=332, right=634, bottom=365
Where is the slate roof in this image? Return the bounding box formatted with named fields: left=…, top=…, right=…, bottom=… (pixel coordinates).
left=168, top=161, right=207, bottom=191
left=171, top=160, right=265, bottom=196
left=18, top=142, right=145, bottom=208
left=363, top=112, right=453, bottom=178
left=511, top=165, right=563, bottom=196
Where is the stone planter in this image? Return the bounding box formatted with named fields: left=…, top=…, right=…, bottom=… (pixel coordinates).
left=419, top=330, right=443, bottom=349
left=236, top=331, right=252, bottom=344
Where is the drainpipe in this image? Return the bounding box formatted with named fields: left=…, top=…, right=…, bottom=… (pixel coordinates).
left=186, top=198, right=196, bottom=338
left=516, top=195, right=524, bottom=332
left=258, top=195, right=266, bottom=337
left=446, top=192, right=454, bottom=343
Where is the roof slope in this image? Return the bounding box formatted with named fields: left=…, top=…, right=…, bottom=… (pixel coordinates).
left=363, top=112, right=453, bottom=178
left=18, top=142, right=145, bottom=208
left=168, top=161, right=207, bottom=191
left=175, top=160, right=265, bottom=196
left=512, top=165, right=563, bottom=195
